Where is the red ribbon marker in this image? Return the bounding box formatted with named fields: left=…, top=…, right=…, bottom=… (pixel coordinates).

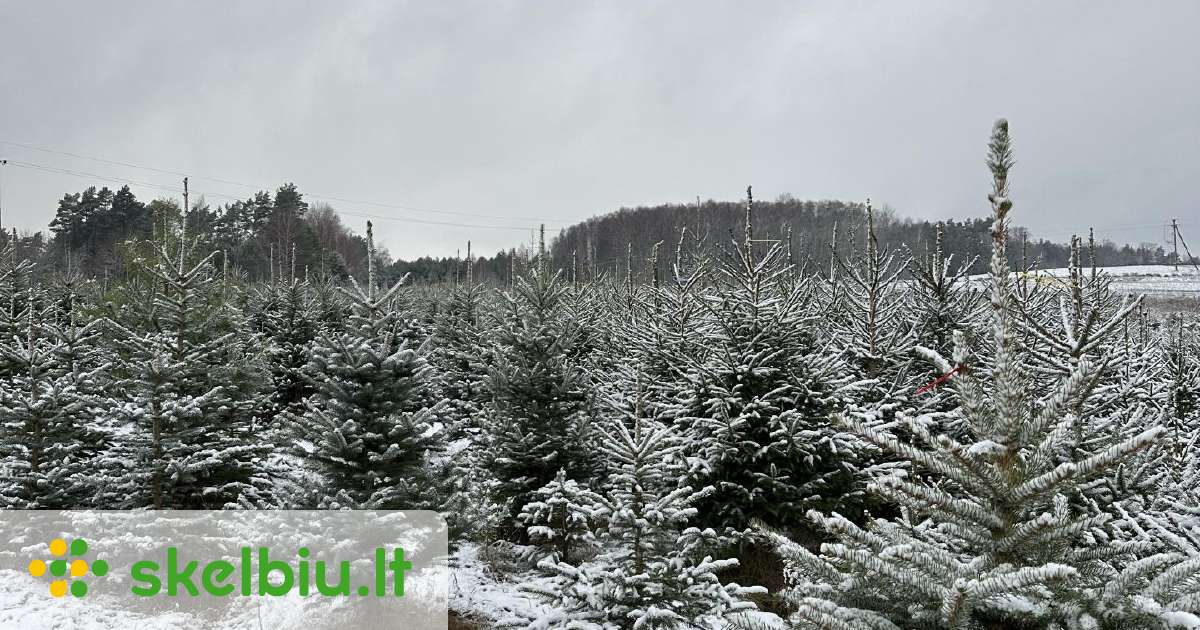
left=916, top=365, right=965, bottom=395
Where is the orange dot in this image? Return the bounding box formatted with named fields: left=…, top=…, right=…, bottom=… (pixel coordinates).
left=48, top=539, right=67, bottom=556
left=27, top=559, right=46, bottom=577
left=70, top=559, right=88, bottom=577
left=49, top=580, right=67, bottom=598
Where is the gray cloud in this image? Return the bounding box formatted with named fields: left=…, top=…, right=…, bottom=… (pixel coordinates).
left=1, top=0, right=1197, bottom=257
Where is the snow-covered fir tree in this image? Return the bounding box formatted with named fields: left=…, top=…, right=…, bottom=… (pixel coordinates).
left=106, top=219, right=270, bottom=509
left=432, top=241, right=491, bottom=433
left=432, top=243, right=509, bottom=541
left=755, top=120, right=1177, bottom=629
left=310, top=269, right=351, bottom=332
left=250, top=251, right=318, bottom=424
left=287, top=222, right=444, bottom=509
left=0, top=241, right=38, bottom=365
left=0, top=288, right=109, bottom=508
left=1165, top=316, right=1200, bottom=437
left=40, top=261, right=112, bottom=381
left=517, top=468, right=604, bottom=564
left=523, top=383, right=762, bottom=629
left=827, top=201, right=914, bottom=406
left=603, top=229, right=712, bottom=420
left=1007, top=235, right=1164, bottom=510
left=906, top=222, right=985, bottom=414
left=483, top=228, right=596, bottom=536
left=674, top=187, right=863, bottom=532
left=908, top=222, right=983, bottom=358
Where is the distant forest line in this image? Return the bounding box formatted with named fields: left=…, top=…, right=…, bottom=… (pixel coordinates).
left=1, top=184, right=1188, bottom=286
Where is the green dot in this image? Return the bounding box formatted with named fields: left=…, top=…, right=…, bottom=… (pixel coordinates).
left=50, top=559, right=67, bottom=576
left=70, top=581, right=88, bottom=597
left=357, top=585, right=370, bottom=596
left=91, top=559, right=108, bottom=576
left=70, top=539, right=88, bottom=556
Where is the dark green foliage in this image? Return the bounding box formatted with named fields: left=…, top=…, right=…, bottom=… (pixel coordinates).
left=287, top=252, right=444, bottom=509
left=483, top=266, right=597, bottom=535
left=675, top=225, right=863, bottom=531
left=0, top=294, right=111, bottom=509
left=106, top=233, right=270, bottom=509
left=251, top=278, right=319, bottom=423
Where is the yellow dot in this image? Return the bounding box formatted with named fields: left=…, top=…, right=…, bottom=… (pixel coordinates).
left=70, top=559, right=88, bottom=577
left=48, top=539, right=67, bottom=556
left=49, top=580, right=67, bottom=598
left=27, top=559, right=46, bottom=577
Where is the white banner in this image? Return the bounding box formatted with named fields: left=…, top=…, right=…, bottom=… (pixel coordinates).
left=0, top=510, right=447, bottom=629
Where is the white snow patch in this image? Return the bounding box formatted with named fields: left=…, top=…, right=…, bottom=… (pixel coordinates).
left=450, top=543, right=550, bottom=626
left=965, top=440, right=1006, bottom=456
left=1163, top=611, right=1200, bottom=629
left=969, top=265, right=1200, bottom=297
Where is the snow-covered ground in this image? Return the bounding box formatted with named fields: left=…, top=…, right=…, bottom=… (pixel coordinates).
left=970, top=265, right=1200, bottom=298
left=449, top=543, right=548, bottom=628
left=0, top=571, right=191, bottom=629
left=0, top=569, right=284, bottom=629
left=447, top=544, right=787, bottom=630
left=0, top=568, right=447, bottom=630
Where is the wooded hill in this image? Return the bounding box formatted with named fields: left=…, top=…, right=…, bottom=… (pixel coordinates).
left=2, top=185, right=1179, bottom=286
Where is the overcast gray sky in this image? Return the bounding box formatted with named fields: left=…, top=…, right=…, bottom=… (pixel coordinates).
left=1, top=1, right=1197, bottom=258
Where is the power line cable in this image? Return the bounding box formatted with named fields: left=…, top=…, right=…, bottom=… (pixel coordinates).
left=6, top=139, right=1191, bottom=241
left=1031, top=222, right=1174, bottom=240
left=6, top=160, right=186, bottom=194
left=0, top=139, right=573, bottom=225
left=5, top=159, right=534, bottom=231
left=192, top=187, right=535, bottom=231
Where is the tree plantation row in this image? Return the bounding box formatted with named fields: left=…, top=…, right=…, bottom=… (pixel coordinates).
left=1, top=121, right=1199, bottom=629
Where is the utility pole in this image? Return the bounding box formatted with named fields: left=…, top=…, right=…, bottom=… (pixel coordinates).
left=179, top=177, right=190, bottom=274
left=1173, top=218, right=1179, bottom=271
left=1173, top=220, right=1200, bottom=272
left=0, top=159, right=7, bottom=232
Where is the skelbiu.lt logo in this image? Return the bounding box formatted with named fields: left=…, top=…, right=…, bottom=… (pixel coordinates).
left=22, top=536, right=414, bottom=599
left=27, top=537, right=109, bottom=598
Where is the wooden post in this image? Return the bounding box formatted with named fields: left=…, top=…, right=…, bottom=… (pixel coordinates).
left=1173, top=218, right=1179, bottom=271
left=0, top=159, right=7, bottom=232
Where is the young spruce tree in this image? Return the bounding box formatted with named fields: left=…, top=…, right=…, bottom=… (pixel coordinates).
left=0, top=293, right=109, bottom=508
left=107, top=217, right=270, bottom=509
left=484, top=227, right=595, bottom=536
left=524, top=383, right=762, bottom=629
left=288, top=222, right=443, bottom=509
left=675, top=188, right=860, bottom=532
left=757, top=120, right=1171, bottom=629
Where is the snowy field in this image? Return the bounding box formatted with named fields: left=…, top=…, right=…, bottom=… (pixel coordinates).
left=1032, top=265, right=1200, bottom=298
left=969, top=265, right=1200, bottom=299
